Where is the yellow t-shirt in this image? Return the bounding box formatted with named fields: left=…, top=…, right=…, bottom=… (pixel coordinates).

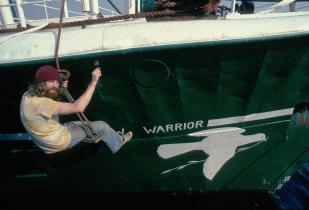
left=20, top=91, right=71, bottom=154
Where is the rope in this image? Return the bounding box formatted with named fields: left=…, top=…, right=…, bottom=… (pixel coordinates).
left=55, top=0, right=65, bottom=70
left=54, top=0, right=100, bottom=142
left=0, top=10, right=176, bottom=33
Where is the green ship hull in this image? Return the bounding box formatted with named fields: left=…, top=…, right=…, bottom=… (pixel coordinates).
left=1, top=32, right=309, bottom=193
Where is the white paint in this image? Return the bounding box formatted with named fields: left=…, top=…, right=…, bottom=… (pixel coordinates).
left=0, top=23, right=49, bottom=45
left=207, top=108, right=293, bottom=127
left=128, top=0, right=139, bottom=14
left=258, top=0, right=296, bottom=14
left=143, top=121, right=204, bottom=134
left=1, top=12, right=309, bottom=65
left=0, top=0, right=14, bottom=26
left=64, top=0, right=69, bottom=18
left=225, top=11, right=309, bottom=19
left=157, top=128, right=266, bottom=180
left=275, top=175, right=291, bottom=190
left=91, top=0, right=99, bottom=16
left=188, top=127, right=245, bottom=137
left=83, top=0, right=91, bottom=13
left=244, top=120, right=290, bottom=129
left=15, top=0, right=26, bottom=27
left=284, top=176, right=291, bottom=182
left=162, top=160, right=205, bottom=174
left=231, top=0, right=236, bottom=13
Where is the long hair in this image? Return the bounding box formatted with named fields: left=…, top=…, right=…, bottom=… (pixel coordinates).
left=27, top=82, right=62, bottom=101
left=27, top=82, right=48, bottom=97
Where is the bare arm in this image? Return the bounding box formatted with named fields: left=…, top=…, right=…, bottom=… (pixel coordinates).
left=57, top=68, right=102, bottom=115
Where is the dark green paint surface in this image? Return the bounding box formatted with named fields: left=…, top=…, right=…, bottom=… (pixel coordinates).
left=0, top=34, right=309, bottom=192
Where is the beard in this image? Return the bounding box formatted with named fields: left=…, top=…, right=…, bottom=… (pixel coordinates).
left=45, top=87, right=60, bottom=100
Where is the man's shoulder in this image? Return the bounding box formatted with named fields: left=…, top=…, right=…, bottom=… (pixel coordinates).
left=22, top=92, right=59, bottom=104
left=21, top=91, right=31, bottom=103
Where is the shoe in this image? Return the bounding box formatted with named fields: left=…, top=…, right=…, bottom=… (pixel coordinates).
left=123, top=131, right=133, bottom=145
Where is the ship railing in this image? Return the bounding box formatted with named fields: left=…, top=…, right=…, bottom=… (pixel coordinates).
left=227, top=0, right=309, bottom=14
left=0, top=0, right=132, bottom=29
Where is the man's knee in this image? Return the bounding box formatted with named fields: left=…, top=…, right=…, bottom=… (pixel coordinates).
left=92, top=121, right=110, bottom=130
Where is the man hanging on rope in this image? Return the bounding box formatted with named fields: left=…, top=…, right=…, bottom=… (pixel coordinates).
left=20, top=65, right=133, bottom=155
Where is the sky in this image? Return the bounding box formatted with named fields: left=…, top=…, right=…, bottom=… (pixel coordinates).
left=0, top=0, right=126, bottom=24
left=22, top=0, right=126, bottom=20
left=1, top=0, right=309, bottom=25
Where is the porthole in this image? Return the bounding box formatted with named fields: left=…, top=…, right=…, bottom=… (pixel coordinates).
left=132, top=59, right=170, bottom=88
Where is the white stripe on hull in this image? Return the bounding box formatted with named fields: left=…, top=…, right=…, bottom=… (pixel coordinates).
left=208, top=108, right=293, bottom=127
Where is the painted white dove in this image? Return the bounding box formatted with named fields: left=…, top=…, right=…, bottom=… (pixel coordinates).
left=157, top=127, right=266, bottom=180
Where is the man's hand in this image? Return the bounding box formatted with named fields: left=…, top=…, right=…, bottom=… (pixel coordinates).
left=91, top=67, right=102, bottom=85
left=57, top=68, right=102, bottom=115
